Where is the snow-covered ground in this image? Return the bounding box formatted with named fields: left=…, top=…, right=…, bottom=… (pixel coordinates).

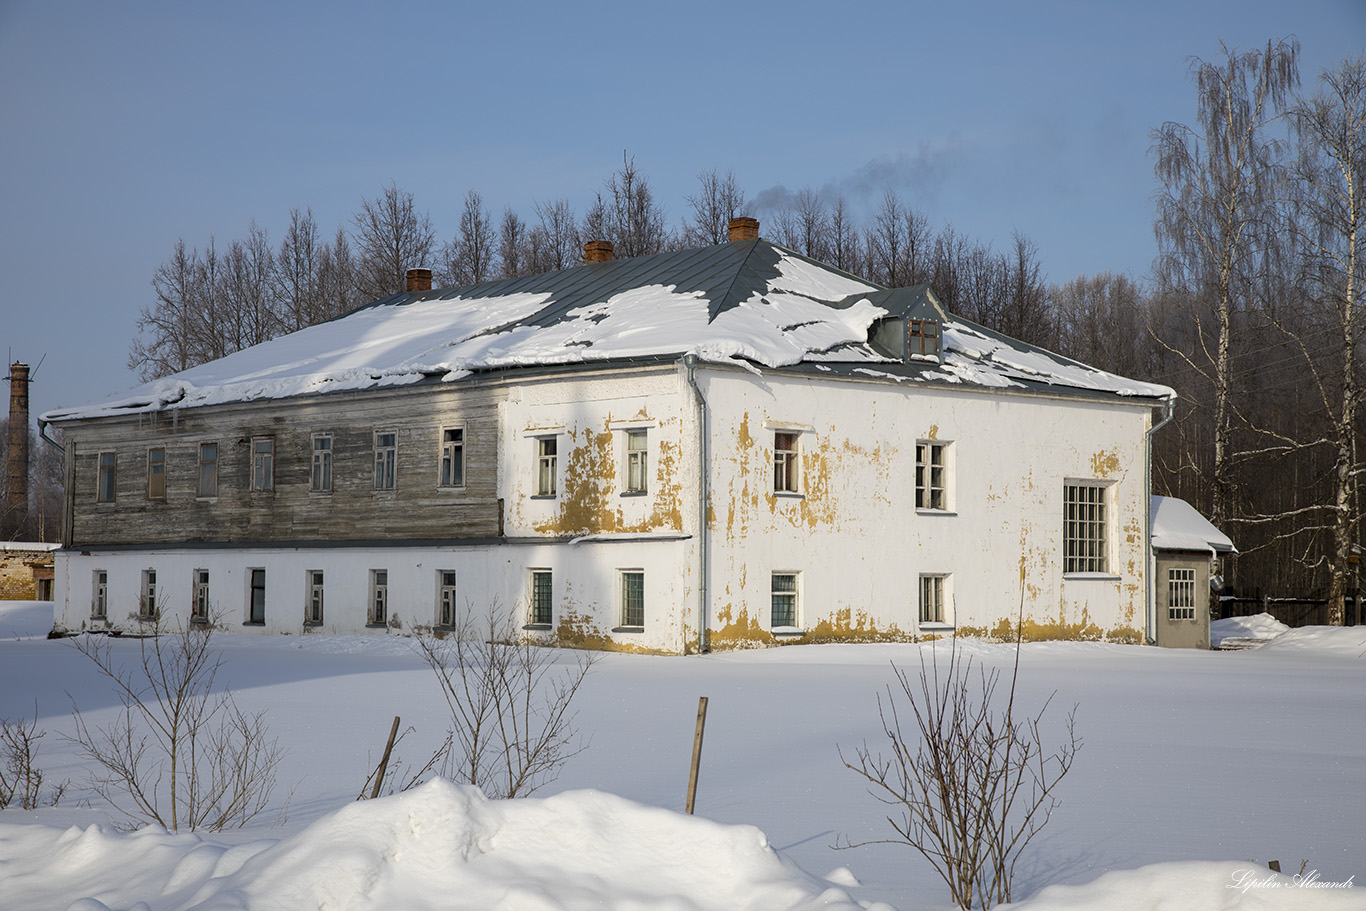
left=1, top=600, right=1362, bottom=910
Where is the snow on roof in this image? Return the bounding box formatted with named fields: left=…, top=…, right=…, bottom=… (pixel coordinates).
left=43, top=241, right=1174, bottom=422
left=1150, top=495, right=1235, bottom=554
left=0, top=541, right=60, bottom=552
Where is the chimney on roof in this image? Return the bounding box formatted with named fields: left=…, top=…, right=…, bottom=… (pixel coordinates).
left=406, top=268, right=433, bottom=293
left=728, top=217, right=759, bottom=242
left=583, top=240, right=614, bottom=264
left=5, top=363, right=30, bottom=537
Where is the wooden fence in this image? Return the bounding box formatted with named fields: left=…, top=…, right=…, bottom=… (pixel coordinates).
left=1217, top=594, right=1362, bottom=627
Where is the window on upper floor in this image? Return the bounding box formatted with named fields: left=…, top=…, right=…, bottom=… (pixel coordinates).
left=311, top=434, right=333, bottom=492
left=147, top=447, right=166, bottom=500
left=916, top=441, right=949, bottom=511
left=251, top=437, right=274, bottom=492
left=536, top=437, right=558, bottom=497
left=1063, top=481, right=1111, bottom=574
left=374, top=431, right=397, bottom=490
left=773, top=431, right=800, bottom=494
left=624, top=429, right=648, bottom=494
left=440, top=426, right=465, bottom=487
left=1168, top=568, right=1196, bottom=620
left=198, top=443, right=218, bottom=498
left=97, top=452, right=116, bottom=503
left=909, top=318, right=940, bottom=357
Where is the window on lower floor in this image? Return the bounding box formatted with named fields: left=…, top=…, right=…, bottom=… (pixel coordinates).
left=1168, top=568, right=1197, bottom=620
left=916, top=441, right=948, bottom=510
left=92, top=570, right=108, bottom=619
left=620, top=570, right=645, bottom=629
left=370, top=570, right=388, bottom=625
left=1063, top=482, right=1110, bottom=574
left=919, top=574, right=950, bottom=625
left=440, top=427, right=465, bottom=487
left=192, top=569, right=210, bottom=622
left=374, top=431, right=397, bottom=490
left=437, top=570, right=457, bottom=627
left=773, top=431, right=799, bottom=493
left=536, top=437, right=557, bottom=496
left=97, top=451, right=116, bottom=503
left=530, top=569, right=553, bottom=626
left=306, top=570, right=324, bottom=624
left=252, top=437, right=274, bottom=491
left=140, top=569, right=158, bottom=620
left=147, top=447, right=166, bottom=500
left=248, top=568, right=266, bottom=623
left=771, top=573, right=799, bottom=628
left=198, top=443, right=219, bottom=497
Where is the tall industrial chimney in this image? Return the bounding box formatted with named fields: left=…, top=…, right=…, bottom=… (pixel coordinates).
left=5, top=363, right=30, bottom=537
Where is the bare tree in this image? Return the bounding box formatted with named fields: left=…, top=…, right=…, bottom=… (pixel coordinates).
left=221, top=221, right=277, bottom=350
left=276, top=207, right=323, bottom=332
left=1151, top=38, right=1301, bottom=533
left=351, top=182, right=437, bottom=301
left=589, top=153, right=670, bottom=258
left=67, top=620, right=285, bottom=831
left=412, top=604, right=594, bottom=800
left=828, top=195, right=862, bottom=273
left=316, top=226, right=360, bottom=320
left=1052, top=272, right=1155, bottom=380
left=129, top=238, right=201, bottom=381
left=498, top=207, right=528, bottom=279
left=0, top=708, right=65, bottom=809
left=534, top=197, right=580, bottom=270
left=841, top=638, right=1081, bottom=910
left=439, top=189, right=497, bottom=286
left=683, top=167, right=746, bottom=245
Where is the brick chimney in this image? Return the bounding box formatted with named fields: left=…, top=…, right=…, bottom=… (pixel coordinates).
left=5, top=363, right=30, bottom=537
left=728, top=217, right=759, bottom=242
left=406, top=268, right=433, bottom=293
left=583, top=240, right=614, bottom=263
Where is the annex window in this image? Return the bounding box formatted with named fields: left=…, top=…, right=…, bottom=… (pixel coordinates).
left=771, top=573, right=799, bottom=628
left=248, top=568, right=266, bottom=624
left=919, top=574, right=950, bottom=625
left=624, top=429, right=648, bottom=494
left=909, top=318, right=940, bottom=357
left=97, top=451, right=116, bottom=503
left=147, top=447, right=166, bottom=500
left=437, top=570, right=458, bottom=627
left=251, top=437, right=274, bottom=491
left=306, top=570, right=324, bottom=625
left=140, top=569, right=158, bottom=621
left=92, top=570, right=108, bottom=619
left=916, top=441, right=948, bottom=510
left=369, top=570, right=388, bottom=626
left=198, top=443, right=218, bottom=497
left=1063, top=482, right=1110, bottom=574
left=192, top=569, right=210, bottom=623
left=1168, top=568, right=1197, bottom=620
left=374, top=431, right=397, bottom=490
left=311, top=435, right=333, bottom=492
left=773, top=431, right=799, bottom=494
left=529, top=569, right=553, bottom=626
left=620, top=570, right=645, bottom=629
left=440, top=427, right=465, bottom=487
left=536, top=437, right=558, bottom=497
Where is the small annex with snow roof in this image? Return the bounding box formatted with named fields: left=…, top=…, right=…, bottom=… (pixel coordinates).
left=42, top=219, right=1177, bottom=653
left=1149, top=495, right=1235, bottom=649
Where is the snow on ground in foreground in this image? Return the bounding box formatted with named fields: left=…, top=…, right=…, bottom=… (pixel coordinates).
left=1, top=600, right=1363, bottom=910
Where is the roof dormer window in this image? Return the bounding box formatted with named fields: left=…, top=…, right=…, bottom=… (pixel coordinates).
left=909, top=319, right=940, bottom=357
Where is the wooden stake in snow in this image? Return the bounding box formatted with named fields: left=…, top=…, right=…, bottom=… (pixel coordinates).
left=685, top=696, right=708, bottom=814
left=370, top=716, right=401, bottom=800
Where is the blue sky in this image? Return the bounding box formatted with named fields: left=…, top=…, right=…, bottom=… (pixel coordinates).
left=2, top=0, right=1362, bottom=420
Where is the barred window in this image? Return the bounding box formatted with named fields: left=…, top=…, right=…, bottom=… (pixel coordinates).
left=1064, top=482, right=1109, bottom=574
left=620, top=571, right=645, bottom=628
left=771, top=573, right=798, bottom=628
left=1168, top=568, right=1197, bottom=620
left=530, top=570, right=553, bottom=626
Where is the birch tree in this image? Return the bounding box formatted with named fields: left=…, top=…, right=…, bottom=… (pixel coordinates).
left=351, top=183, right=436, bottom=301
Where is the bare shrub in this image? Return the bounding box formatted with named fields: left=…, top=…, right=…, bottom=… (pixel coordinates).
left=67, top=620, right=284, bottom=831
left=840, top=638, right=1081, bottom=910
left=413, top=604, right=594, bottom=799
left=0, top=708, right=67, bottom=809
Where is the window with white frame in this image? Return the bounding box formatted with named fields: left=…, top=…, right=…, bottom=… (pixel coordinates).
left=374, top=431, right=397, bottom=490
left=440, top=427, right=465, bottom=487
left=369, top=570, right=388, bottom=626
left=192, top=569, right=210, bottom=622
left=624, top=429, right=648, bottom=494
left=251, top=437, right=274, bottom=491
left=771, top=573, right=799, bottom=628
left=198, top=443, right=218, bottom=497
left=92, top=570, right=108, bottom=619
left=1168, top=568, right=1197, bottom=620
left=140, top=569, right=158, bottom=620
left=919, top=574, right=950, bottom=625
left=773, top=431, right=799, bottom=493
left=915, top=441, right=948, bottom=510
left=437, top=570, right=457, bottom=627
left=97, top=451, right=116, bottom=503
left=529, top=569, right=553, bottom=626
left=311, top=435, right=333, bottom=492
left=536, top=437, right=557, bottom=496
left=1063, top=482, right=1110, bottom=574
left=620, top=570, right=645, bottom=629
left=248, top=568, right=266, bottom=624
left=306, top=570, right=324, bottom=624
left=147, top=447, right=166, bottom=500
